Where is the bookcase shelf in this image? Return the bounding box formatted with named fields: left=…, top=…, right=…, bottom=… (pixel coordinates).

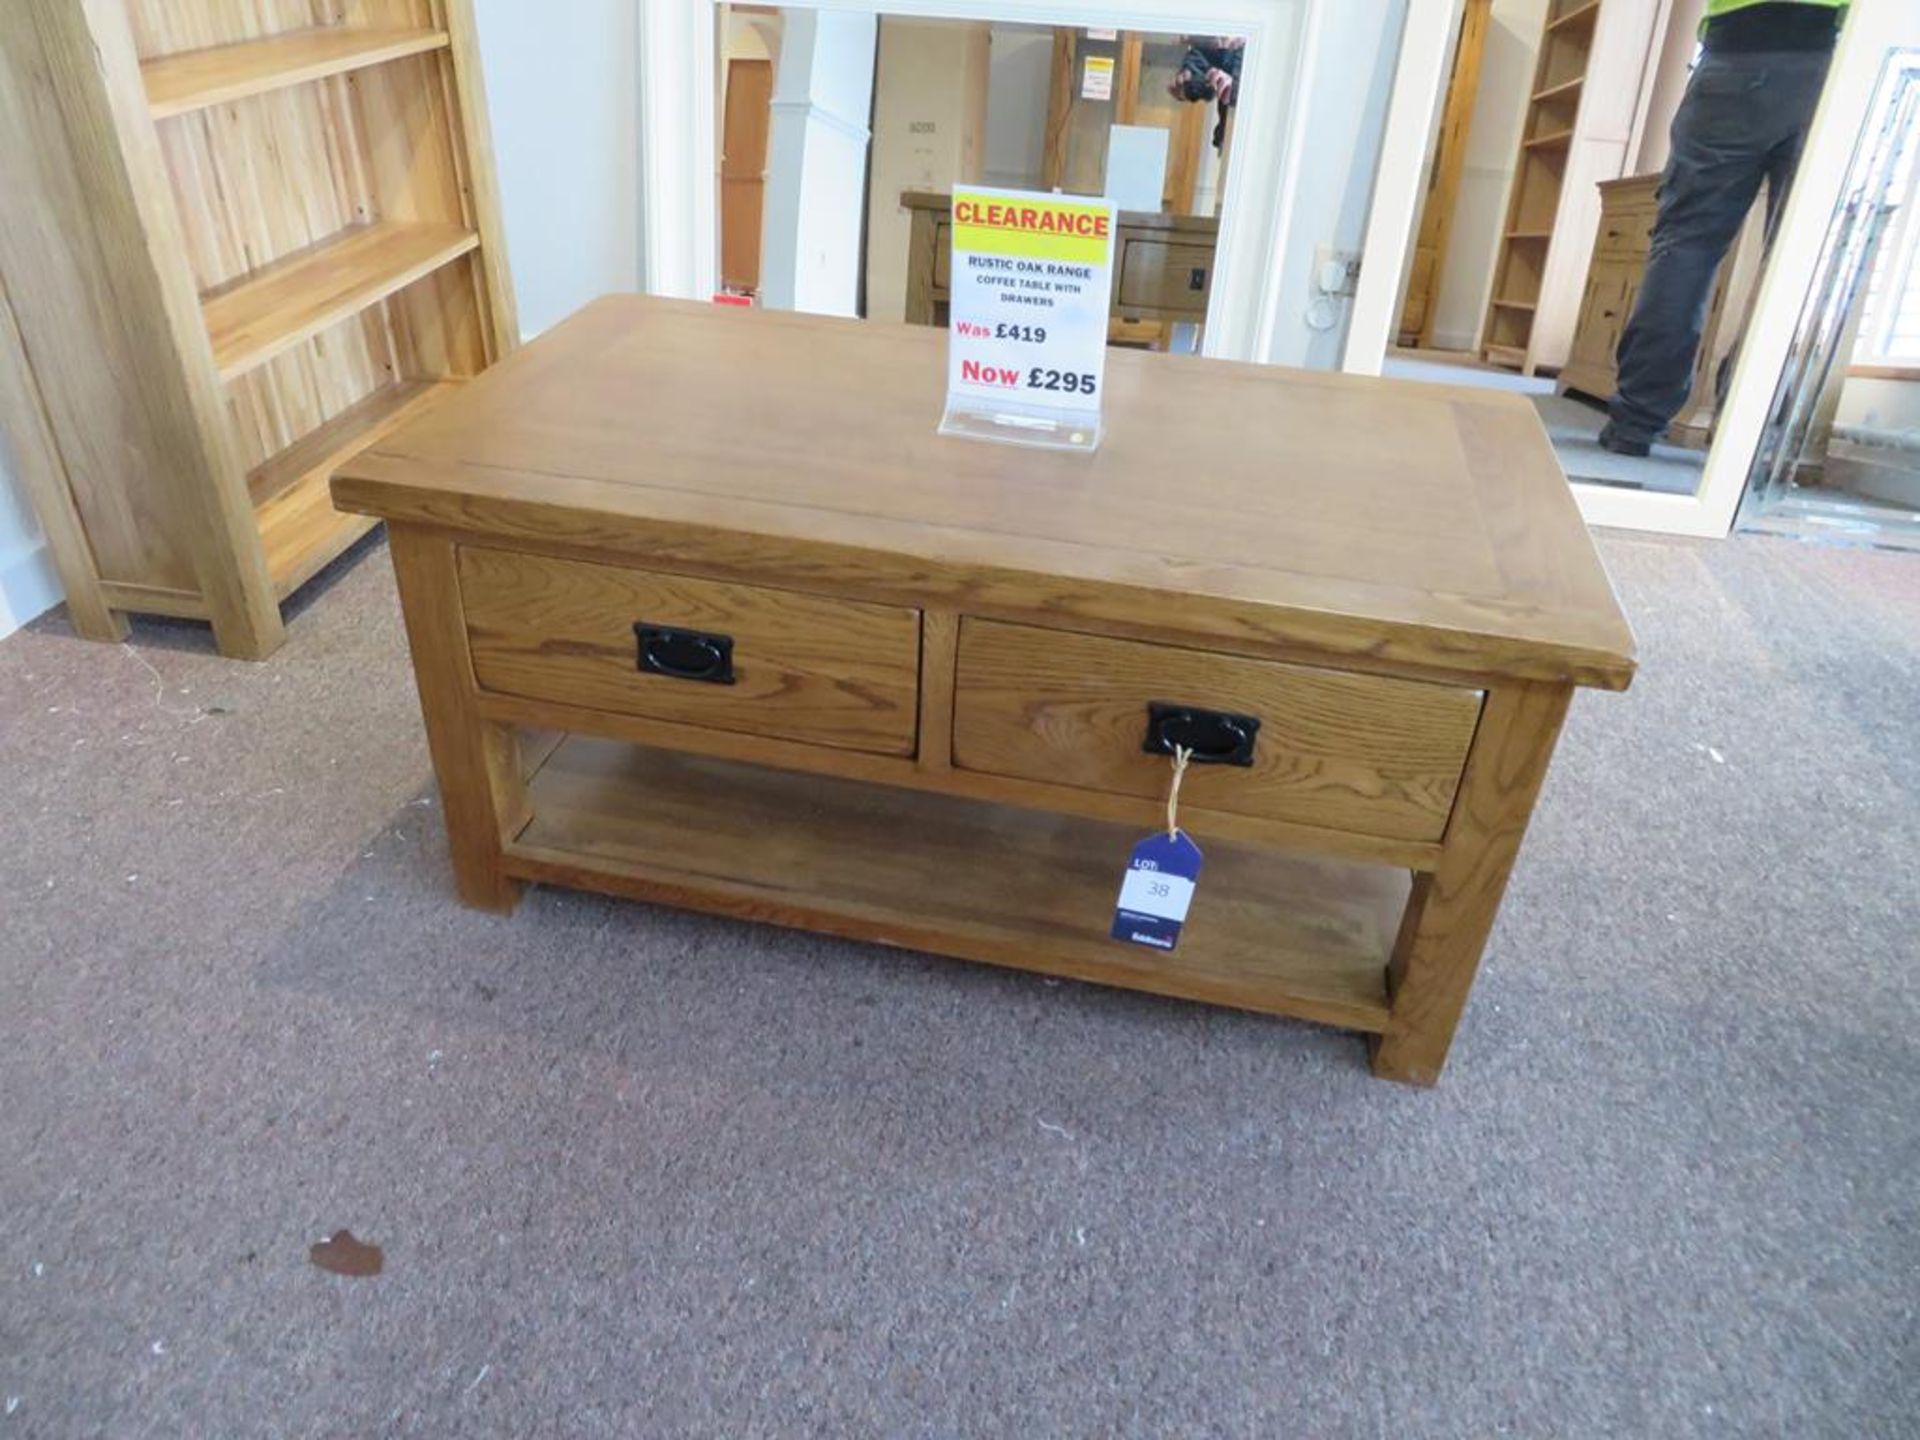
left=204, top=222, right=479, bottom=382
left=142, top=26, right=450, bottom=119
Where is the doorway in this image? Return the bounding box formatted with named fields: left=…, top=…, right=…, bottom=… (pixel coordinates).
left=720, top=56, right=773, bottom=293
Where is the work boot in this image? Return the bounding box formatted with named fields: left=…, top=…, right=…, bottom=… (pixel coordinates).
left=1597, top=421, right=1651, bottom=458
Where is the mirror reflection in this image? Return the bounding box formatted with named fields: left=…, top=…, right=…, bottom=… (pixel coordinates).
left=1383, top=0, right=1847, bottom=501
left=718, top=9, right=1245, bottom=356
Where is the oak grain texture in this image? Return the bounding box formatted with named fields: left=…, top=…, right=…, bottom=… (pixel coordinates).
left=388, top=526, right=525, bottom=912
left=16, top=0, right=283, bottom=656
left=473, top=687, right=1446, bottom=874
left=917, top=610, right=960, bottom=773
left=457, top=547, right=924, bottom=758
left=953, top=618, right=1483, bottom=844
left=507, top=737, right=1405, bottom=1035
left=1114, top=236, right=1213, bottom=317
left=423, top=0, right=519, bottom=359
left=333, top=298, right=1636, bottom=691
left=0, top=283, right=126, bottom=640
left=1370, top=679, right=1572, bottom=1084
left=141, top=25, right=450, bottom=118
left=202, top=220, right=478, bottom=382
left=249, top=377, right=454, bottom=596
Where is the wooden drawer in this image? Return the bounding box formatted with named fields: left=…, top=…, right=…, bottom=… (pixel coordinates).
left=951, top=619, right=1483, bottom=843
left=1596, top=205, right=1657, bottom=259
left=1116, top=237, right=1213, bottom=316
left=458, top=547, right=922, bottom=755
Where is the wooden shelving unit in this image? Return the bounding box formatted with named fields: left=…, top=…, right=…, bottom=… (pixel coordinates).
left=0, top=1, right=515, bottom=657
left=1479, top=0, right=1663, bottom=374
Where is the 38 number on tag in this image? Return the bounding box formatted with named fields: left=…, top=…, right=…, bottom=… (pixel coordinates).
left=1111, top=832, right=1204, bottom=952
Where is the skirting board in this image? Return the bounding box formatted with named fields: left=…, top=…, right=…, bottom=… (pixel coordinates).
left=0, top=539, right=63, bottom=641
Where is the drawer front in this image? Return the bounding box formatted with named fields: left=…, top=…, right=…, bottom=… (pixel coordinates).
left=1596, top=205, right=1656, bottom=259
left=952, top=620, right=1483, bottom=843
left=1116, top=238, right=1214, bottom=315
left=458, top=547, right=922, bottom=756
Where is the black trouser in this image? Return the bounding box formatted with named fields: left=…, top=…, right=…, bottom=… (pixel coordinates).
left=1608, top=48, right=1830, bottom=444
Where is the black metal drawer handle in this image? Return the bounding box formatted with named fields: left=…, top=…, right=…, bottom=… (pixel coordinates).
left=1143, top=702, right=1260, bottom=767
left=634, top=623, right=735, bottom=685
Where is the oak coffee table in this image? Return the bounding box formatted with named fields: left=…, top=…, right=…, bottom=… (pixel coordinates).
left=333, top=297, right=1635, bottom=1085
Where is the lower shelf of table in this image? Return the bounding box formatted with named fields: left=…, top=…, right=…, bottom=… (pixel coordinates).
left=503, top=735, right=1407, bottom=1036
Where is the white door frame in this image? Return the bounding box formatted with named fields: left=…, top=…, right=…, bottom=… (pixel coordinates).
left=1351, top=1, right=1920, bottom=537
left=639, top=0, right=1323, bottom=365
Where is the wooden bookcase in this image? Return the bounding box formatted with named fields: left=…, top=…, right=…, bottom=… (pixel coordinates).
left=0, top=0, right=515, bottom=658
left=1480, top=0, right=1662, bottom=374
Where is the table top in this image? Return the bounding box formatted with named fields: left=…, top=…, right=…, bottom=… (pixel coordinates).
left=334, top=297, right=1635, bottom=690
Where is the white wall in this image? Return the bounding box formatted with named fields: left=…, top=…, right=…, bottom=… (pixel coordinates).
left=759, top=11, right=877, bottom=317
left=0, top=441, right=60, bottom=641
left=982, top=26, right=1053, bottom=190
left=472, top=0, right=640, bottom=338
left=726, top=12, right=779, bottom=65
left=1428, top=0, right=1548, bottom=352
left=1837, top=375, right=1920, bottom=439
left=1270, top=0, right=1411, bottom=369
left=866, top=19, right=988, bottom=324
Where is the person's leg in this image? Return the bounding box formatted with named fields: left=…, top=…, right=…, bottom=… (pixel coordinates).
left=1605, top=54, right=1775, bottom=450
left=1761, top=53, right=1832, bottom=239
left=1704, top=54, right=1831, bottom=409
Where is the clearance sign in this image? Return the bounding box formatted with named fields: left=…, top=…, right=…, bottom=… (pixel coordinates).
left=939, top=186, right=1116, bottom=452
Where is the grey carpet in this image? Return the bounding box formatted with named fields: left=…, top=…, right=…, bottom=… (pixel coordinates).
left=1, top=529, right=1916, bottom=1438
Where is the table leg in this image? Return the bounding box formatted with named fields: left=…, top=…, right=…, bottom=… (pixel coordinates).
left=387, top=525, right=526, bottom=914
left=1371, top=679, right=1572, bottom=1085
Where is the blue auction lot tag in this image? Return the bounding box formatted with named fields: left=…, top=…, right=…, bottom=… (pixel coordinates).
left=1111, top=831, right=1204, bottom=951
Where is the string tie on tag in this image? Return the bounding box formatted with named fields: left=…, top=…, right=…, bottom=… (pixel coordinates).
left=1165, top=745, right=1192, bottom=839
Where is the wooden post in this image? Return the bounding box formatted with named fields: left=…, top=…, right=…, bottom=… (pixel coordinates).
left=916, top=609, right=959, bottom=773
left=387, top=525, right=527, bottom=914
left=904, top=205, right=939, bottom=326
left=1371, top=679, right=1573, bottom=1085
left=439, top=0, right=521, bottom=360
left=1043, top=28, right=1076, bottom=192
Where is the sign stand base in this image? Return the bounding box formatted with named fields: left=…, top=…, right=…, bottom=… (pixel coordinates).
left=938, top=400, right=1102, bottom=453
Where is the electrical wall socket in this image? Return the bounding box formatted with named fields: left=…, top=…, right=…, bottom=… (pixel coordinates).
left=1313, top=245, right=1362, bottom=298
